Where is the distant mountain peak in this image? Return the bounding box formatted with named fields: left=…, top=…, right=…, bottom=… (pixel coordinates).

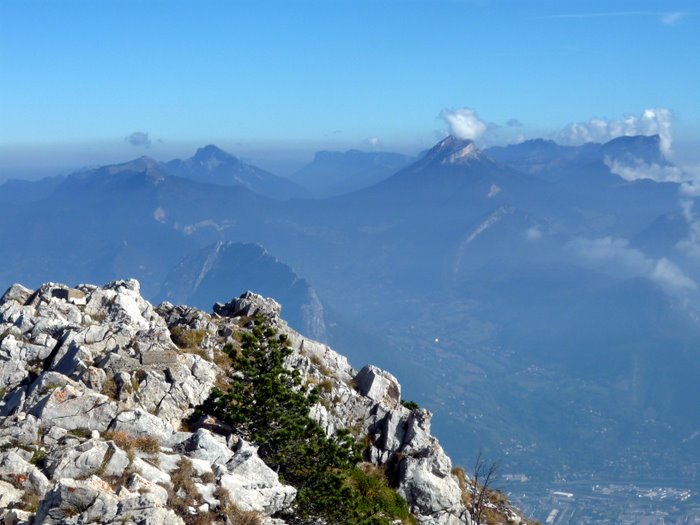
left=192, top=144, right=238, bottom=168
left=165, top=145, right=308, bottom=199
left=104, top=156, right=165, bottom=181
left=423, top=135, right=485, bottom=166
left=601, top=134, right=667, bottom=165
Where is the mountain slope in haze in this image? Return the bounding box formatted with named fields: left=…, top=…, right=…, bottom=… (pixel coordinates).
left=363, top=136, right=553, bottom=204
left=485, top=134, right=668, bottom=177
left=1, top=134, right=699, bottom=512
left=167, top=144, right=308, bottom=199
left=292, top=149, right=414, bottom=197
left=483, top=135, right=682, bottom=237
left=0, top=174, right=65, bottom=205
left=159, top=241, right=327, bottom=341
left=0, top=155, right=277, bottom=298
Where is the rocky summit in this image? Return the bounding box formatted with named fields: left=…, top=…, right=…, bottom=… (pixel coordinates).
left=0, top=279, right=526, bottom=525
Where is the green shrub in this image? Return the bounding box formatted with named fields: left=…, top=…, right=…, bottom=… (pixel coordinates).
left=200, top=315, right=416, bottom=525
left=401, top=400, right=420, bottom=410
left=29, top=449, right=47, bottom=467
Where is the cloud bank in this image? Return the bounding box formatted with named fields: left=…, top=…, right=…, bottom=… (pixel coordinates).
left=605, top=159, right=686, bottom=184
left=440, top=108, right=488, bottom=140
left=559, top=108, right=673, bottom=156
left=568, top=236, right=696, bottom=292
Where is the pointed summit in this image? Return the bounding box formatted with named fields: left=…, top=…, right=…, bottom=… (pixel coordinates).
left=420, top=135, right=486, bottom=167
left=192, top=144, right=238, bottom=166
left=165, top=146, right=308, bottom=199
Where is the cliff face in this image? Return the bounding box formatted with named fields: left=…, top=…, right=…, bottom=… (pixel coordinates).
left=0, top=280, right=524, bottom=525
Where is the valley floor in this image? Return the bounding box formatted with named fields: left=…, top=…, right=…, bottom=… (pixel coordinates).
left=509, top=480, right=700, bottom=525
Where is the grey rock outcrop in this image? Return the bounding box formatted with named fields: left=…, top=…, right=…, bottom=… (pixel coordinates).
left=1, top=279, right=522, bottom=525
left=0, top=280, right=295, bottom=525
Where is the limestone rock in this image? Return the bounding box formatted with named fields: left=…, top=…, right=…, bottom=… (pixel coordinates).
left=355, top=365, right=402, bottom=409
left=108, top=408, right=175, bottom=439
left=0, top=479, right=22, bottom=508
left=28, top=385, right=117, bottom=432
left=178, top=428, right=234, bottom=465
left=219, top=441, right=297, bottom=514
left=214, top=291, right=282, bottom=323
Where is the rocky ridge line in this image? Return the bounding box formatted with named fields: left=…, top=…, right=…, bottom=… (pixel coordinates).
left=0, top=280, right=525, bottom=524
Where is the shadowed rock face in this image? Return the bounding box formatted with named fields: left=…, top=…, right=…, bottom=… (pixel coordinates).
left=0, top=279, right=526, bottom=525
left=159, top=241, right=327, bottom=342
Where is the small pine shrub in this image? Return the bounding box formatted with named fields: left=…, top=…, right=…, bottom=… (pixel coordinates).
left=29, top=449, right=47, bottom=467
left=200, top=315, right=416, bottom=525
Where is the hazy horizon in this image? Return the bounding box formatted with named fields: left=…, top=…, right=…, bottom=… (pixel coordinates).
left=3, top=134, right=700, bottom=183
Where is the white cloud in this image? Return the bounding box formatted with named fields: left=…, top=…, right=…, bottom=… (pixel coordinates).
left=569, top=236, right=650, bottom=271
left=605, top=158, right=700, bottom=261
left=568, top=236, right=696, bottom=292
left=440, top=108, right=488, bottom=141
left=364, top=137, right=381, bottom=148
left=559, top=108, right=674, bottom=156
left=652, top=258, right=697, bottom=290
left=605, top=158, right=686, bottom=183
left=676, top=198, right=700, bottom=259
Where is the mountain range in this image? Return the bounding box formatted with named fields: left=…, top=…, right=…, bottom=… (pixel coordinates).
left=1, top=134, right=698, bottom=505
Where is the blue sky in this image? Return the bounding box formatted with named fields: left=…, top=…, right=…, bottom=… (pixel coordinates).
left=1, top=0, right=699, bottom=175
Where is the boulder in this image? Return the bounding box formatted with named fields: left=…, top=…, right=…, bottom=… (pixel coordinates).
left=33, top=476, right=120, bottom=525
left=28, top=385, right=117, bottom=432
left=355, top=365, right=401, bottom=408
left=219, top=440, right=297, bottom=514
left=108, top=408, right=175, bottom=439
left=178, top=428, right=234, bottom=465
